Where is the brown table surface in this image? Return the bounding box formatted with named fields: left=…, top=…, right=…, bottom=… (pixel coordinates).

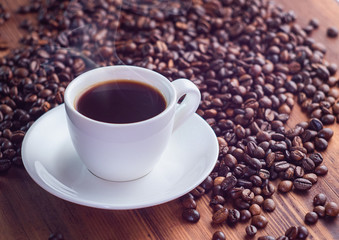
left=1, top=0, right=339, bottom=239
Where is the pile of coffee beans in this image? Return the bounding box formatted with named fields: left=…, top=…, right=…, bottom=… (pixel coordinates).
left=304, top=193, right=339, bottom=225
left=0, top=0, right=338, bottom=239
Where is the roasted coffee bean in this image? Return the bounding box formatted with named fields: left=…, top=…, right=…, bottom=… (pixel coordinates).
left=293, top=178, right=312, bottom=191
left=252, top=195, right=264, bottom=206
left=313, top=193, right=327, bottom=206
left=303, top=173, right=318, bottom=184
left=220, top=175, right=237, bottom=192
left=190, top=186, right=205, bottom=198
left=327, top=27, right=338, bottom=38
left=263, top=198, right=276, bottom=212
left=212, top=207, right=229, bottom=224
left=274, top=161, right=290, bottom=172
left=249, top=204, right=261, bottom=216
left=297, top=225, right=309, bottom=239
left=200, top=176, right=213, bottom=191
left=304, top=211, right=318, bottom=224
left=261, top=182, right=275, bottom=197
left=181, top=196, right=197, bottom=209
left=314, top=137, right=328, bottom=151
left=241, top=189, right=254, bottom=202
left=212, top=231, right=225, bottom=240
left=294, top=166, right=305, bottom=178
left=285, top=226, right=298, bottom=239
left=245, top=225, right=257, bottom=237
left=240, top=209, right=251, bottom=222
left=210, top=195, right=226, bottom=206
left=325, top=202, right=339, bottom=217
left=315, top=165, right=328, bottom=175
left=309, top=153, right=323, bottom=166
left=251, top=215, right=268, bottom=229
left=301, top=158, right=315, bottom=171
left=318, top=128, right=334, bottom=140
left=182, top=209, right=200, bottom=223
left=313, top=205, right=326, bottom=218
left=276, top=236, right=288, bottom=240
left=227, top=209, right=240, bottom=224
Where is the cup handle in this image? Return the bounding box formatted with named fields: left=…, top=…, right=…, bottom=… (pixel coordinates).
left=172, top=79, right=201, bottom=131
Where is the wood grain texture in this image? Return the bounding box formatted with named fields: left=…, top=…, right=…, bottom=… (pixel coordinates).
left=0, top=0, right=339, bottom=239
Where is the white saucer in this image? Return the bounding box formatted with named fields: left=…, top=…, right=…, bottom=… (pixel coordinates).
left=22, top=104, right=218, bottom=210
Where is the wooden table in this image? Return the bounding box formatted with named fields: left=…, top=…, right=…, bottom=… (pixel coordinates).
left=0, top=0, right=338, bottom=239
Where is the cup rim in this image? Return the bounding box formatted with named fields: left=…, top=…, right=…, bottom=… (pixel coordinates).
left=64, top=65, right=177, bottom=127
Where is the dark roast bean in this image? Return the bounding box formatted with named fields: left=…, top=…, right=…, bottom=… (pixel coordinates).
left=313, top=193, right=327, bottom=206
left=317, top=128, right=334, bottom=140
left=240, top=209, right=251, bottom=222
left=212, top=207, right=229, bottom=224
left=327, top=27, right=338, bottom=38
left=245, top=225, right=257, bottom=237
left=190, top=186, right=205, bottom=198
left=182, top=209, right=200, bottom=223
left=297, top=225, right=309, bottom=239
left=285, top=226, right=298, bottom=239
left=314, top=137, right=328, bottom=151
left=293, top=178, right=312, bottom=191
left=220, top=175, right=237, bottom=192
left=263, top=198, right=276, bottom=212
left=249, top=204, right=261, bottom=216
left=181, top=197, right=197, bottom=209
left=313, top=205, right=326, bottom=218
left=212, top=231, right=225, bottom=240
left=304, top=211, right=318, bottom=224
left=303, top=173, right=318, bottom=184
left=315, top=165, right=328, bottom=175
left=251, top=215, right=268, bottom=229
left=325, top=202, right=339, bottom=217
left=227, top=208, right=240, bottom=224
left=309, top=152, right=323, bottom=166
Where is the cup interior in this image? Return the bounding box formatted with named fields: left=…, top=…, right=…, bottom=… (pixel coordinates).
left=64, top=66, right=176, bottom=123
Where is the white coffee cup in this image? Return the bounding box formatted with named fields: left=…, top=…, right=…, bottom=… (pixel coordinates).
left=64, top=66, right=201, bottom=181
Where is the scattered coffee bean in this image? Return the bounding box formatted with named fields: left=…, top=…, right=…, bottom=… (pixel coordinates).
left=325, top=202, right=339, bottom=217
left=245, top=225, right=257, bottom=237
left=285, top=226, right=298, bottom=239
left=263, top=198, right=276, bottom=212
left=182, top=209, right=200, bottom=223
left=251, top=215, right=268, bottom=229
left=212, top=231, right=225, bottom=240
left=327, top=27, right=338, bottom=38
left=297, top=225, right=309, bottom=239
left=314, top=165, right=328, bottom=175
left=278, top=180, right=293, bottom=193
left=304, top=211, right=318, bottom=224
left=313, top=193, right=327, bottom=206
left=313, top=205, right=326, bottom=218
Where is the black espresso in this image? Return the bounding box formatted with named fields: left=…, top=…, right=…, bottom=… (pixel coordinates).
left=76, top=80, right=166, bottom=123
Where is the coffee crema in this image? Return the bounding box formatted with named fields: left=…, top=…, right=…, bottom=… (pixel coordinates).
left=76, top=80, right=166, bottom=124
